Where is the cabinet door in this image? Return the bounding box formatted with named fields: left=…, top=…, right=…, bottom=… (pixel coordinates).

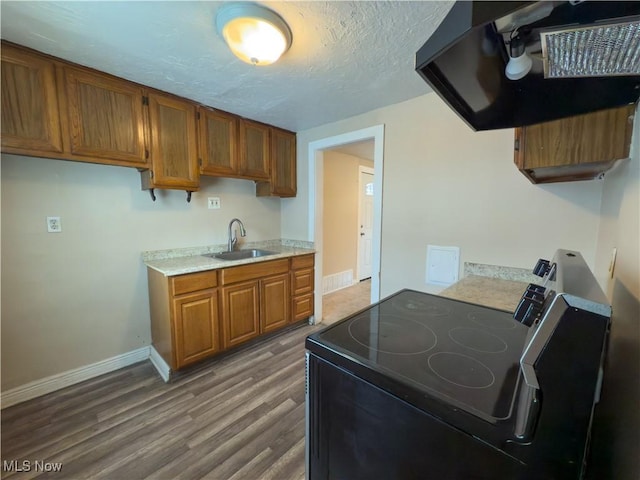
left=221, top=280, right=260, bottom=349
left=173, top=289, right=220, bottom=369
left=262, top=128, right=297, bottom=197
left=1, top=44, right=63, bottom=154
left=239, top=119, right=270, bottom=180
left=199, top=107, right=239, bottom=176
left=261, top=273, right=290, bottom=334
left=147, top=92, right=199, bottom=189
left=63, top=66, right=147, bottom=165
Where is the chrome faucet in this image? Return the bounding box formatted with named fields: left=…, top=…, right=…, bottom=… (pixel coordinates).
left=227, top=218, right=246, bottom=252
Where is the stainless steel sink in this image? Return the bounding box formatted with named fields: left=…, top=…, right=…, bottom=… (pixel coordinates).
left=204, top=249, right=278, bottom=261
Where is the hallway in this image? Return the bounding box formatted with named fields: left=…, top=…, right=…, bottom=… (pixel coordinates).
left=321, top=279, right=372, bottom=325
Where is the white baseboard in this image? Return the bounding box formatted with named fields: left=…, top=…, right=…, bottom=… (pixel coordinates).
left=149, top=346, right=171, bottom=383
left=1, top=346, right=150, bottom=409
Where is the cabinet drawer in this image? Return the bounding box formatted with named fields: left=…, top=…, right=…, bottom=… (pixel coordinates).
left=171, top=270, right=218, bottom=296
left=221, top=259, right=288, bottom=285
left=292, top=292, right=314, bottom=322
left=292, top=268, right=314, bottom=296
left=291, top=254, right=314, bottom=270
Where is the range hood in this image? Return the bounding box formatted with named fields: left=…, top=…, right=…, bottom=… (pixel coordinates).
left=416, top=1, right=640, bottom=131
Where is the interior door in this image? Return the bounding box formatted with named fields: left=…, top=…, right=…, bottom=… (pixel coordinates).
left=358, top=170, right=374, bottom=281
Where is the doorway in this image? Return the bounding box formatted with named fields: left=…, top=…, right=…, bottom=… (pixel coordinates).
left=308, top=125, right=384, bottom=324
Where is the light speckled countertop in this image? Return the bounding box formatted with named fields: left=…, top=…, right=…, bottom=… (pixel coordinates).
left=143, top=240, right=315, bottom=276
left=439, top=275, right=528, bottom=313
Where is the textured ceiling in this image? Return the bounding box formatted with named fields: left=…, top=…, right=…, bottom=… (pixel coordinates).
left=0, top=1, right=453, bottom=132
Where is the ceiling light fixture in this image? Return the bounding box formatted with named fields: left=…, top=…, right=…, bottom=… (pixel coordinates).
left=505, top=31, right=532, bottom=80
left=216, top=2, right=292, bottom=66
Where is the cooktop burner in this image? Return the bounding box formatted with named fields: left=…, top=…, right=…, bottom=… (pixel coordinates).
left=428, top=352, right=495, bottom=389
left=448, top=327, right=508, bottom=353
left=312, top=289, right=529, bottom=421
left=468, top=311, right=516, bottom=330
left=348, top=314, right=437, bottom=354
left=391, top=296, right=451, bottom=316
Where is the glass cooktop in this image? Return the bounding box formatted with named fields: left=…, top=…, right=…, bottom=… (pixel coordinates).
left=307, top=289, right=530, bottom=422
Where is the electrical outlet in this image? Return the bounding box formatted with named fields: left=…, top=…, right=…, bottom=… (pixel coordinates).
left=47, top=216, right=62, bottom=233
left=207, top=197, right=221, bottom=209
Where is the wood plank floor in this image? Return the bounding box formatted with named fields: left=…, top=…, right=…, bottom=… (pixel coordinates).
left=1, top=324, right=320, bottom=480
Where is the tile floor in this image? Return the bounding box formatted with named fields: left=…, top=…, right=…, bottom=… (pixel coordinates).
left=321, top=279, right=372, bottom=325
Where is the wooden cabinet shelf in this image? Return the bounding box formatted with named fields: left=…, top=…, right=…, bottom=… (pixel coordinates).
left=514, top=104, right=636, bottom=184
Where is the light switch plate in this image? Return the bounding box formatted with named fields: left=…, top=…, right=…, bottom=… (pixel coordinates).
left=207, top=197, right=221, bottom=209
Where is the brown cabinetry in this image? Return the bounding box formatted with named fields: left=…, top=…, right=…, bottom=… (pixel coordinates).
left=1, top=44, right=63, bottom=155
left=147, top=253, right=314, bottom=374
left=141, top=92, right=199, bottom=192
left=291, top=254, right=315, bottom=321
left=221, top=280, right=260, bottom=349
left=198, top=107, right=239, bottom=177
left=1, top=41, right=298, bottom=197
left=220, top=258, right=290, bottom=349
left=148, top=269, right=220, bottom=370
left=261, top=273, right=290, bottom=333
left=239, top=119, right=270, bottom=180
left=257, top=127, right=297, bottom=197
left=514, top=104, right=636, bottom=184
left=62, top=66, right=147, bottom=166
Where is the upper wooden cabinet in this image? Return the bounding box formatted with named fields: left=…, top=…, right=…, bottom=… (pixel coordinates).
left=142, top=92, right=199, bottom=191
left=62, top=66, right=147, bottom=166
left=514, top=104, right=636, bottom=184
left=1, top=41, right=298, bottom=197
left=257, top=127, right=297, bottom=197
left=1, top=44, right=63, bottom=155
left=239, top=119, right=270, bottom=180
left=198, top=107, right=239, bottom=177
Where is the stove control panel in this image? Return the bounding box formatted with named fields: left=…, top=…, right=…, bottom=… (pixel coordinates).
left=514, top=283, right=547, bottom=326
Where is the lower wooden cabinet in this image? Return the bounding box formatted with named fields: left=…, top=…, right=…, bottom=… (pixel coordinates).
left=291, top=254, right=315, bottom=321
left=173, top=289, right=220, bottom=368
left=148, top=268, right=220, bottom=370
left=221, top=259, right=291, bottom=348
left=221, top=280, right=260, bottom=349
left=261, top=273, right=290, bottom=333
left=147, top=254, right=314, bottom=374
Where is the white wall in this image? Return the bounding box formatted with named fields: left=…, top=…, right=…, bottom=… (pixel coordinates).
left=1, top=154, right=281, bottom=391
left=284, top=93, right=604, bottom=297
left=590, top=106, right=639, bottom=480
left=322, top=151, right=373, bottom=280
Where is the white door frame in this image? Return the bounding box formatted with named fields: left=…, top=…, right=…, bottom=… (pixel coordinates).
left=357, top=165, right=375, bottom=282
left=308, top=124, right=384, bottom=324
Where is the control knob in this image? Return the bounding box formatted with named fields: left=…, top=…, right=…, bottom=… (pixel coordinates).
left=533, top=259, right=551, bottom=277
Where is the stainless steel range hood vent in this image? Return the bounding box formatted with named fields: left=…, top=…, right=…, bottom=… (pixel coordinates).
left=415, top=1, right=640, bottom=131
left=541, top=19, right=640, bottom=78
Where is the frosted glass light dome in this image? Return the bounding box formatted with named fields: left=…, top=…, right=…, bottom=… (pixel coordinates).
left=216, top=3, right=292, bottom=66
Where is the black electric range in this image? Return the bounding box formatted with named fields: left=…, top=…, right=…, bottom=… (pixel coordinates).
left=305, top=250, right=612, bottom=480
left=312, top=290, right=529, bottom=424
